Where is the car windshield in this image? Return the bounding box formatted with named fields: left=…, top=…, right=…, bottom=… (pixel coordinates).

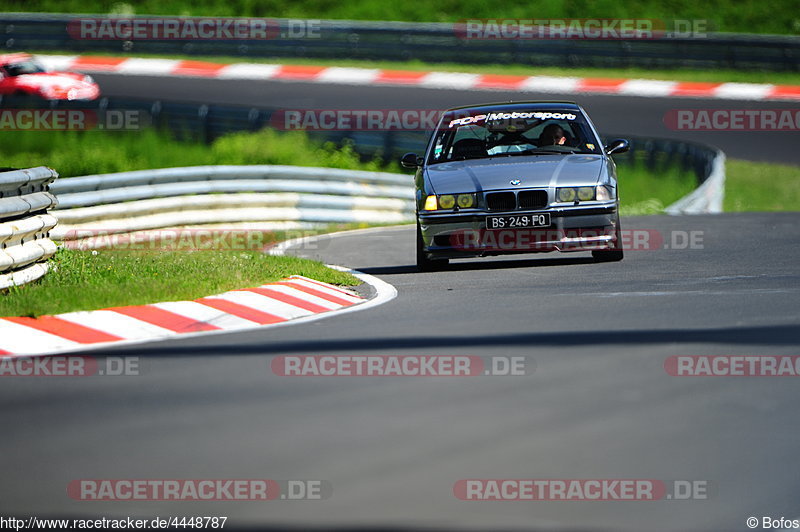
left=427, top=108, right=602, bottom=164
left=2, top=59, right=46, bottom=76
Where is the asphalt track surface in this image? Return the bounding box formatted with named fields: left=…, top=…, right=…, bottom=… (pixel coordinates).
left=91, top=73, right=800, bottom=166
left=2, top=213, right=800, bottom=531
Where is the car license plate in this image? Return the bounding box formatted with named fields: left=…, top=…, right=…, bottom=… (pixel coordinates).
left=486, top=213, right=551, bottom=230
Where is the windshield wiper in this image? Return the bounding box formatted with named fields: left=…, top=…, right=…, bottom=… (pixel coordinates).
left=530, top=149, right=581, bottom=155
left=446, top=150, right=587, bottom=163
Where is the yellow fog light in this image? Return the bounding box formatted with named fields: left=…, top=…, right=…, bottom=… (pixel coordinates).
left=438, top=194, right=456, bottom=209
left=423, top=195, right=438, bottom=211
left=557, top=188, right=576, bottom=202
left=577, top=187, right=595, bottom=201
left=457, top=194, right=475, bottom=208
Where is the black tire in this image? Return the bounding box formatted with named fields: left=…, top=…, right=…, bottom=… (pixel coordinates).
left=592, top=216, right=624, bottom=263
left=416, top=222, right=448, bottom=272
left=592, top=248, right=624, bottom=262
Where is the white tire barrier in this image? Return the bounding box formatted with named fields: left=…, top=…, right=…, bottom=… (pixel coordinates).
left=0, top=168, right=59, bottom=289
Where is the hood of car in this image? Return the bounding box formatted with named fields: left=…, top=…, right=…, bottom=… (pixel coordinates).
left=13, top=73, right=99, bottom=99
left=15, top=72, right=83, bottom=87
left=425, top=154, right=606, bottom=194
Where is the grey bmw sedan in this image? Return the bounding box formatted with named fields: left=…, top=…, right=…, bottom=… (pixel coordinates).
left=402, top=101, right=629, bottom=271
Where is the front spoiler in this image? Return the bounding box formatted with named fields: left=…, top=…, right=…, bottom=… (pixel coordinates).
left=418, top=204, right=619, bottom=258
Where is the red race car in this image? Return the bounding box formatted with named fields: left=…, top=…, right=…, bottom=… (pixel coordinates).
left=0, top=53, right=99, bottom=101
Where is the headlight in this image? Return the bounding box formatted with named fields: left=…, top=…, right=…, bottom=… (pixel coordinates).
left=456, top=194, right=475, bottom=208
left=557, top=188, right=577, bottom=202
left=557, top=187, right=604, bottom=202
left=596, top=185, right=614, bottom=201
left=438, top=194, right=456, bottom=209
left=423, top=193, right=476, bottom=211
left=83, top=75, right=94, bottom=84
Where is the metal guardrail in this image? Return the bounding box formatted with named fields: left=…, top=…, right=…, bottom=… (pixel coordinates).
left=0, top=167, right=59, bottom=289
left=50, top=165, right=410, bottom=193
left=1, top=14, right=799, bottom=71
left=50, top=165, right=415, bottom=244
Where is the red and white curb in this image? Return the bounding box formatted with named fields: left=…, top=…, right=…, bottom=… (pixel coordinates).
left=37, top=54, right=800, bottom=101
left=0, top=274, right=383, bottom=357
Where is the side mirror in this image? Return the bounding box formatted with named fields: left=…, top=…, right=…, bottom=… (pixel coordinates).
left=604, top=139, right=629, bottom=155
left=400, top=152, right=423, bottom=168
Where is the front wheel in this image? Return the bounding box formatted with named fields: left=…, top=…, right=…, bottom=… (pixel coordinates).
left=416, top=222, right=448, bottom=271
left=592, top=216, right=624, bottom=262
left=592, top=248, right=624, bottom=262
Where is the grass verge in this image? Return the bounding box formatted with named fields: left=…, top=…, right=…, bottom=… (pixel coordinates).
left=619, top=164, right=696, bottom=215
left=0, top=128, right=386, bottom=177
left=724, top=159, right=800, bottom=212
left=0, top=230, right=360, bottom=318
left=32, top=50, right=800, bottom=86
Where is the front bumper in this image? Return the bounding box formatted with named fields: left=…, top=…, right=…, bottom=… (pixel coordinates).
left=418, top=203, right=619, bottom=258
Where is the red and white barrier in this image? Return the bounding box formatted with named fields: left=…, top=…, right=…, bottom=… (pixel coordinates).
left=0, top=275, right=363, bottom=356
left=37, top=54, right=800, bottom=101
